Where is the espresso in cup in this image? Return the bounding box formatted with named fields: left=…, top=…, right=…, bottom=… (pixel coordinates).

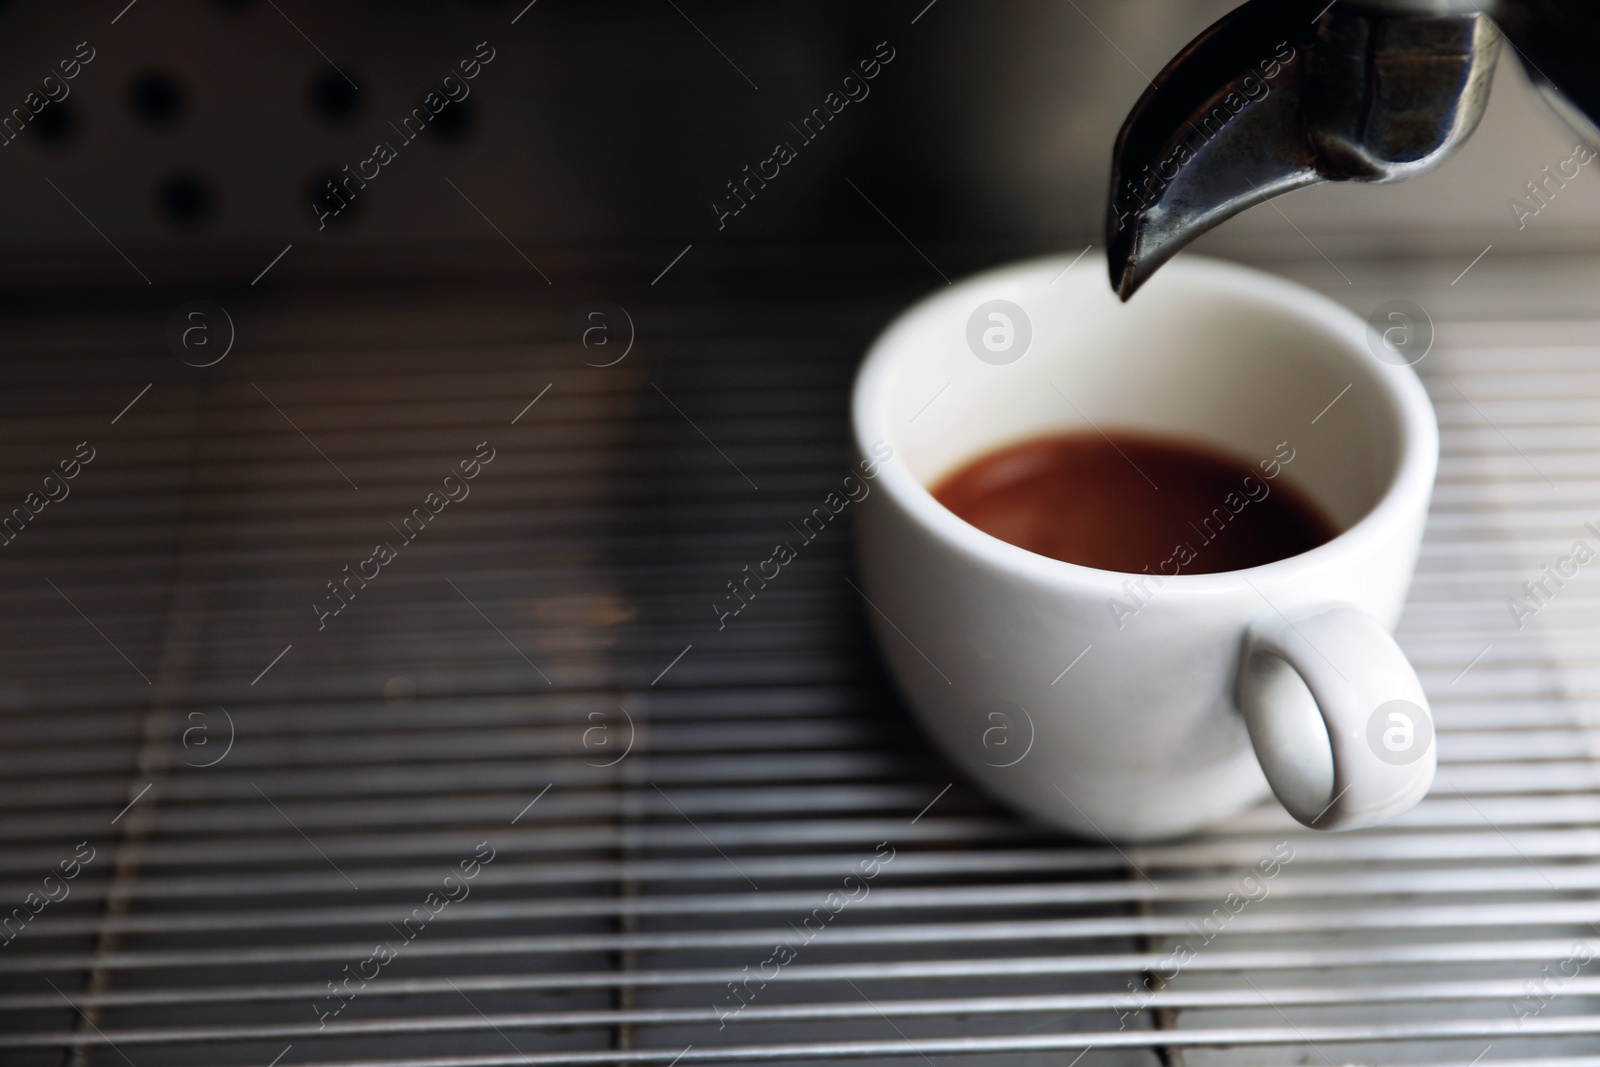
left=931, top=430, right=1337, bottom=575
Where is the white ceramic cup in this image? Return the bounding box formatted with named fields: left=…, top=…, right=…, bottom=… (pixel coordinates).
left=852, top=253, right=1438, bottom=841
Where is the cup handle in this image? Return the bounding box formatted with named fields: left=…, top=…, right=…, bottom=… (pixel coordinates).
left=1237, top=603, right=1435, bottom=831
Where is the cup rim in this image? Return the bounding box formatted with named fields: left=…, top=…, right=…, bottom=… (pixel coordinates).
left=851, top=253, right=1440, bottom=595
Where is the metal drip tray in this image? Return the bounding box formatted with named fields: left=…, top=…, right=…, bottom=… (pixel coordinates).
left=1, top=264, right=1598, bottom=1066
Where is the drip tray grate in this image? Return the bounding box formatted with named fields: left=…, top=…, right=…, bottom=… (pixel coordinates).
left=0, top=272, right=1595, bottom=1066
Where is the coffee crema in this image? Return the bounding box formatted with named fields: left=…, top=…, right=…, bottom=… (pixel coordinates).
left=931, top=430, right=1337, bottom=575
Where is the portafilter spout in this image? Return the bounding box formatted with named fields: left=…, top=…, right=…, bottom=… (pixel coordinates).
left=1107, top=0, right=1600, bottom=301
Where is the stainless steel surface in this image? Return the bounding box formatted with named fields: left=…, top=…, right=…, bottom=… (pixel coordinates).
left=0, top=256, right=1596, bottom=1064
left=8, top=0, right=1600, bottom=293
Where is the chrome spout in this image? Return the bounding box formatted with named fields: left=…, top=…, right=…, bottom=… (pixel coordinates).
left=1106, top=0, right=1600, bottom=300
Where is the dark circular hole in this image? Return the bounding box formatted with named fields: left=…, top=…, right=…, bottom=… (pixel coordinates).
left=158, top=173, right=213, bottom=227
left=130, top=72, right=184, bottom=125
left=29, top=100, right=74, bottom=144
left=307, top=170, right=358, bottom=229
left=427, top=96, right=474, bottom=141
left=310, top=70, right=359, bottom=122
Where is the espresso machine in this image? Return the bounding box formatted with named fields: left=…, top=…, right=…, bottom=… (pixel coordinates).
left=5, top=3, right=1600, bottom=1064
